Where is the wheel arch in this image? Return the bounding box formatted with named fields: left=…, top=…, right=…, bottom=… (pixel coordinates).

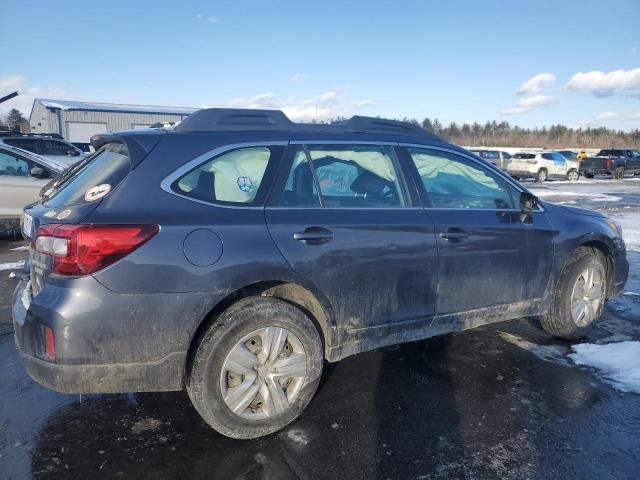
left=185, top=281, right=337, bottom=378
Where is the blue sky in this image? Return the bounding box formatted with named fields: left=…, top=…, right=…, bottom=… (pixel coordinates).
left=1, top=0, right=639, bottom=130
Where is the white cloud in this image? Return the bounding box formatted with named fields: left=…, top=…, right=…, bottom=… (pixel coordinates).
left=290, top=73, right=310, bottom=83
left=196, top=14, right=218, bottom=24
left=227, top=89, right=373, bottom=121
left=566, top=68, right=640, bottom=96
left=595, top=111, right=618, bottom=120
left=0, top=74, right=71, bottom=117
left=632, top=112, right=640, bottom=119
left=516, top=73, right=556, bottom=95
left=500, top=94, right=558, bottom=115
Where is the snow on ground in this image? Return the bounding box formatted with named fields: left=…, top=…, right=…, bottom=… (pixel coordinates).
left=569, top=342, right=640, bottom=393
left=611, top=211, right=640, bottom=252
left=0, top=261, right=24, bottom=271
left=533, top=190, right=622, bottom=202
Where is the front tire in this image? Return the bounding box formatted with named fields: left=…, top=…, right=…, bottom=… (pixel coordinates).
left=535, top=168, right=548, bottom=182
left=539, top=247, right=607, bottom=340
left=566, top=169, right=579, bottom=182
left=186, top=297, right=323, bottom=439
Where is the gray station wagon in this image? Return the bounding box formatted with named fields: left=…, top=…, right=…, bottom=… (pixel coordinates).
left=13, top=109, right=628, bottom=439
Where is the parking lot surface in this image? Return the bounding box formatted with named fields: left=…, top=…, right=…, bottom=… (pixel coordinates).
left=1, top=178, right=639, bottom=479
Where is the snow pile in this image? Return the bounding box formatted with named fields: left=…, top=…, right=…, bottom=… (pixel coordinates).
left=0, top=261, right=24, bottom=271
left=569, top=342, right=640, bottom=393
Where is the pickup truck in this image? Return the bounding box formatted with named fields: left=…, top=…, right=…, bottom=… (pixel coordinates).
left=579, top=149, right=640, bottom=179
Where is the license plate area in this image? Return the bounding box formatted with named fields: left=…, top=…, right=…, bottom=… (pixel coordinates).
left=22, top=212, right=33, bottom=239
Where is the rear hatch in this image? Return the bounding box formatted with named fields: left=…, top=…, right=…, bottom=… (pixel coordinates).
left=580, top=156, right=610, bottom=171
left=21, top=134, right=161, bottom=297
left=508, top=153, right=537, bottom=171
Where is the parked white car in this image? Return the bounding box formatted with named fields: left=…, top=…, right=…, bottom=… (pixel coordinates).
left=507, top=151, right=579, bottom=182
left=0, top=144, right=65, bottom=219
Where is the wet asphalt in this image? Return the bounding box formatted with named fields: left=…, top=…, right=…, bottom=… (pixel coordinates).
left=1, top=179, right=639, bottom=480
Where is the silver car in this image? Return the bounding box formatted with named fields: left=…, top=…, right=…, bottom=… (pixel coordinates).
left=0, top=144, right=65, bottom=219
left=0, top=134, right=85, bottom=168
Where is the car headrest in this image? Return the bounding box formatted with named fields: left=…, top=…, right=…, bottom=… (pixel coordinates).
left=350, top=170, right=388, bottom=197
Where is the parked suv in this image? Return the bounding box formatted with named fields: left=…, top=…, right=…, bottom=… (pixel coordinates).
left=468, top=149, right=511, bottom=170
left=507, top=151, right=580, bottom=182
left=0, top=132, right=85, bottom=167
left=13, top=109, right=628, bottom=439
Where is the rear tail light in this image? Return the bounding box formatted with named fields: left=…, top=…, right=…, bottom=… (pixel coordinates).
left=44, top=326, right=56, bottom=360
left=35, top=224, right=159, bottom=276
left=605, top=159, right=612, bottom=169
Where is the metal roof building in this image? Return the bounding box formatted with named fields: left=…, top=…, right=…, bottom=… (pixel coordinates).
left=29, top=98, right=197, bottom=144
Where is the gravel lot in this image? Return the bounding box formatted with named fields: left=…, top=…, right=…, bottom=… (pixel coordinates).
left=0, top=177, right=639, bottom=480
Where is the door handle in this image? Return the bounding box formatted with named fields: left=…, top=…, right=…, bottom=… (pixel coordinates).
left=440, top=229, right=469, bottom=242
left=293, top=227, right=334, bottom=244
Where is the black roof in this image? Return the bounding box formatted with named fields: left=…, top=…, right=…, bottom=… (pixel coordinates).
left=0, top=131, right=64, bottom=139
left=174, top=108, right=441, bottom=141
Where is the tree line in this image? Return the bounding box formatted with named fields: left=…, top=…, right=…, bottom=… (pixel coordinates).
left=404, top=118, right=640, bottom=149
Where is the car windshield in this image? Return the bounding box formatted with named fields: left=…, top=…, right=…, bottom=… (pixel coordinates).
left=42, top=142, right=130, bottom=207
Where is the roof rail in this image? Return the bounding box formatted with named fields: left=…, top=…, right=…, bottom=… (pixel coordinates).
left=174, top=108, right=294, bottom=132
left=173, top=108, right=438, bottom=139
left=337, top=116, right=431, bottom=138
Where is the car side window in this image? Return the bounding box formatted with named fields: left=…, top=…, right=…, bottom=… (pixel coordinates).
left=306, top=145, right=407, bottom=208
left=0, top=151, right=31, bottom=176
left=279, top=148, right=321, bottom=207
left=502, top=152, right=511, bottom=160
left=174, top=146, right=274, bottom=205
left=41, top=140, right=74, bottom=155
left=3, top=138, right=38, bottom=154
left=407, top=148, right=516, bottom=210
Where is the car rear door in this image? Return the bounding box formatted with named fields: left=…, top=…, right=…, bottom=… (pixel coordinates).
left=0, top=148, right=48, bottom=217
left=401, top=145, right=553, bottom=317
left=265, top=142, right=438, bottom=337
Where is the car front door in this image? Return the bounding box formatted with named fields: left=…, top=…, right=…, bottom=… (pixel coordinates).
left=265, top=143, right=438, bottom=340
left=402, top=145, right=554, bottom=318
left=0, top=149, right=49, bottom=217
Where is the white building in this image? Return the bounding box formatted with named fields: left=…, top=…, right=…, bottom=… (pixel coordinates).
left=29, top=98, right=197, bottom=144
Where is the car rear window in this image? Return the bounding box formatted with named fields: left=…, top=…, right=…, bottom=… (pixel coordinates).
left=173, top=146, right=278, bottom=205
left=43, top=142, right=130, bottom=207
left=598, top=150, right=623, bottom=157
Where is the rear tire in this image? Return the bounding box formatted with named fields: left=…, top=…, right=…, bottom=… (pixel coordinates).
left=186, top=297, right=323, bottom=439
left=615, top=166, right=625, bottom=179
left=535, top=168, right=548, bottom=182
left=539, top=248, right=607, bottom=340
left=584, top=173, right=594, bottom=179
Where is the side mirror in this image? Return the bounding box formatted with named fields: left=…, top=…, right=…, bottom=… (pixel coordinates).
left=30, top=166, right=47, bottom=179
left=66, top=149, right=80, bottom=157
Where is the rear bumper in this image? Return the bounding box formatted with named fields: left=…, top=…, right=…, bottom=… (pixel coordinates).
left=580, top=168, right=612, bottom=176
left=12, top=274, right=209, bottom=393
left=19, top=349, right=186, bottom=394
